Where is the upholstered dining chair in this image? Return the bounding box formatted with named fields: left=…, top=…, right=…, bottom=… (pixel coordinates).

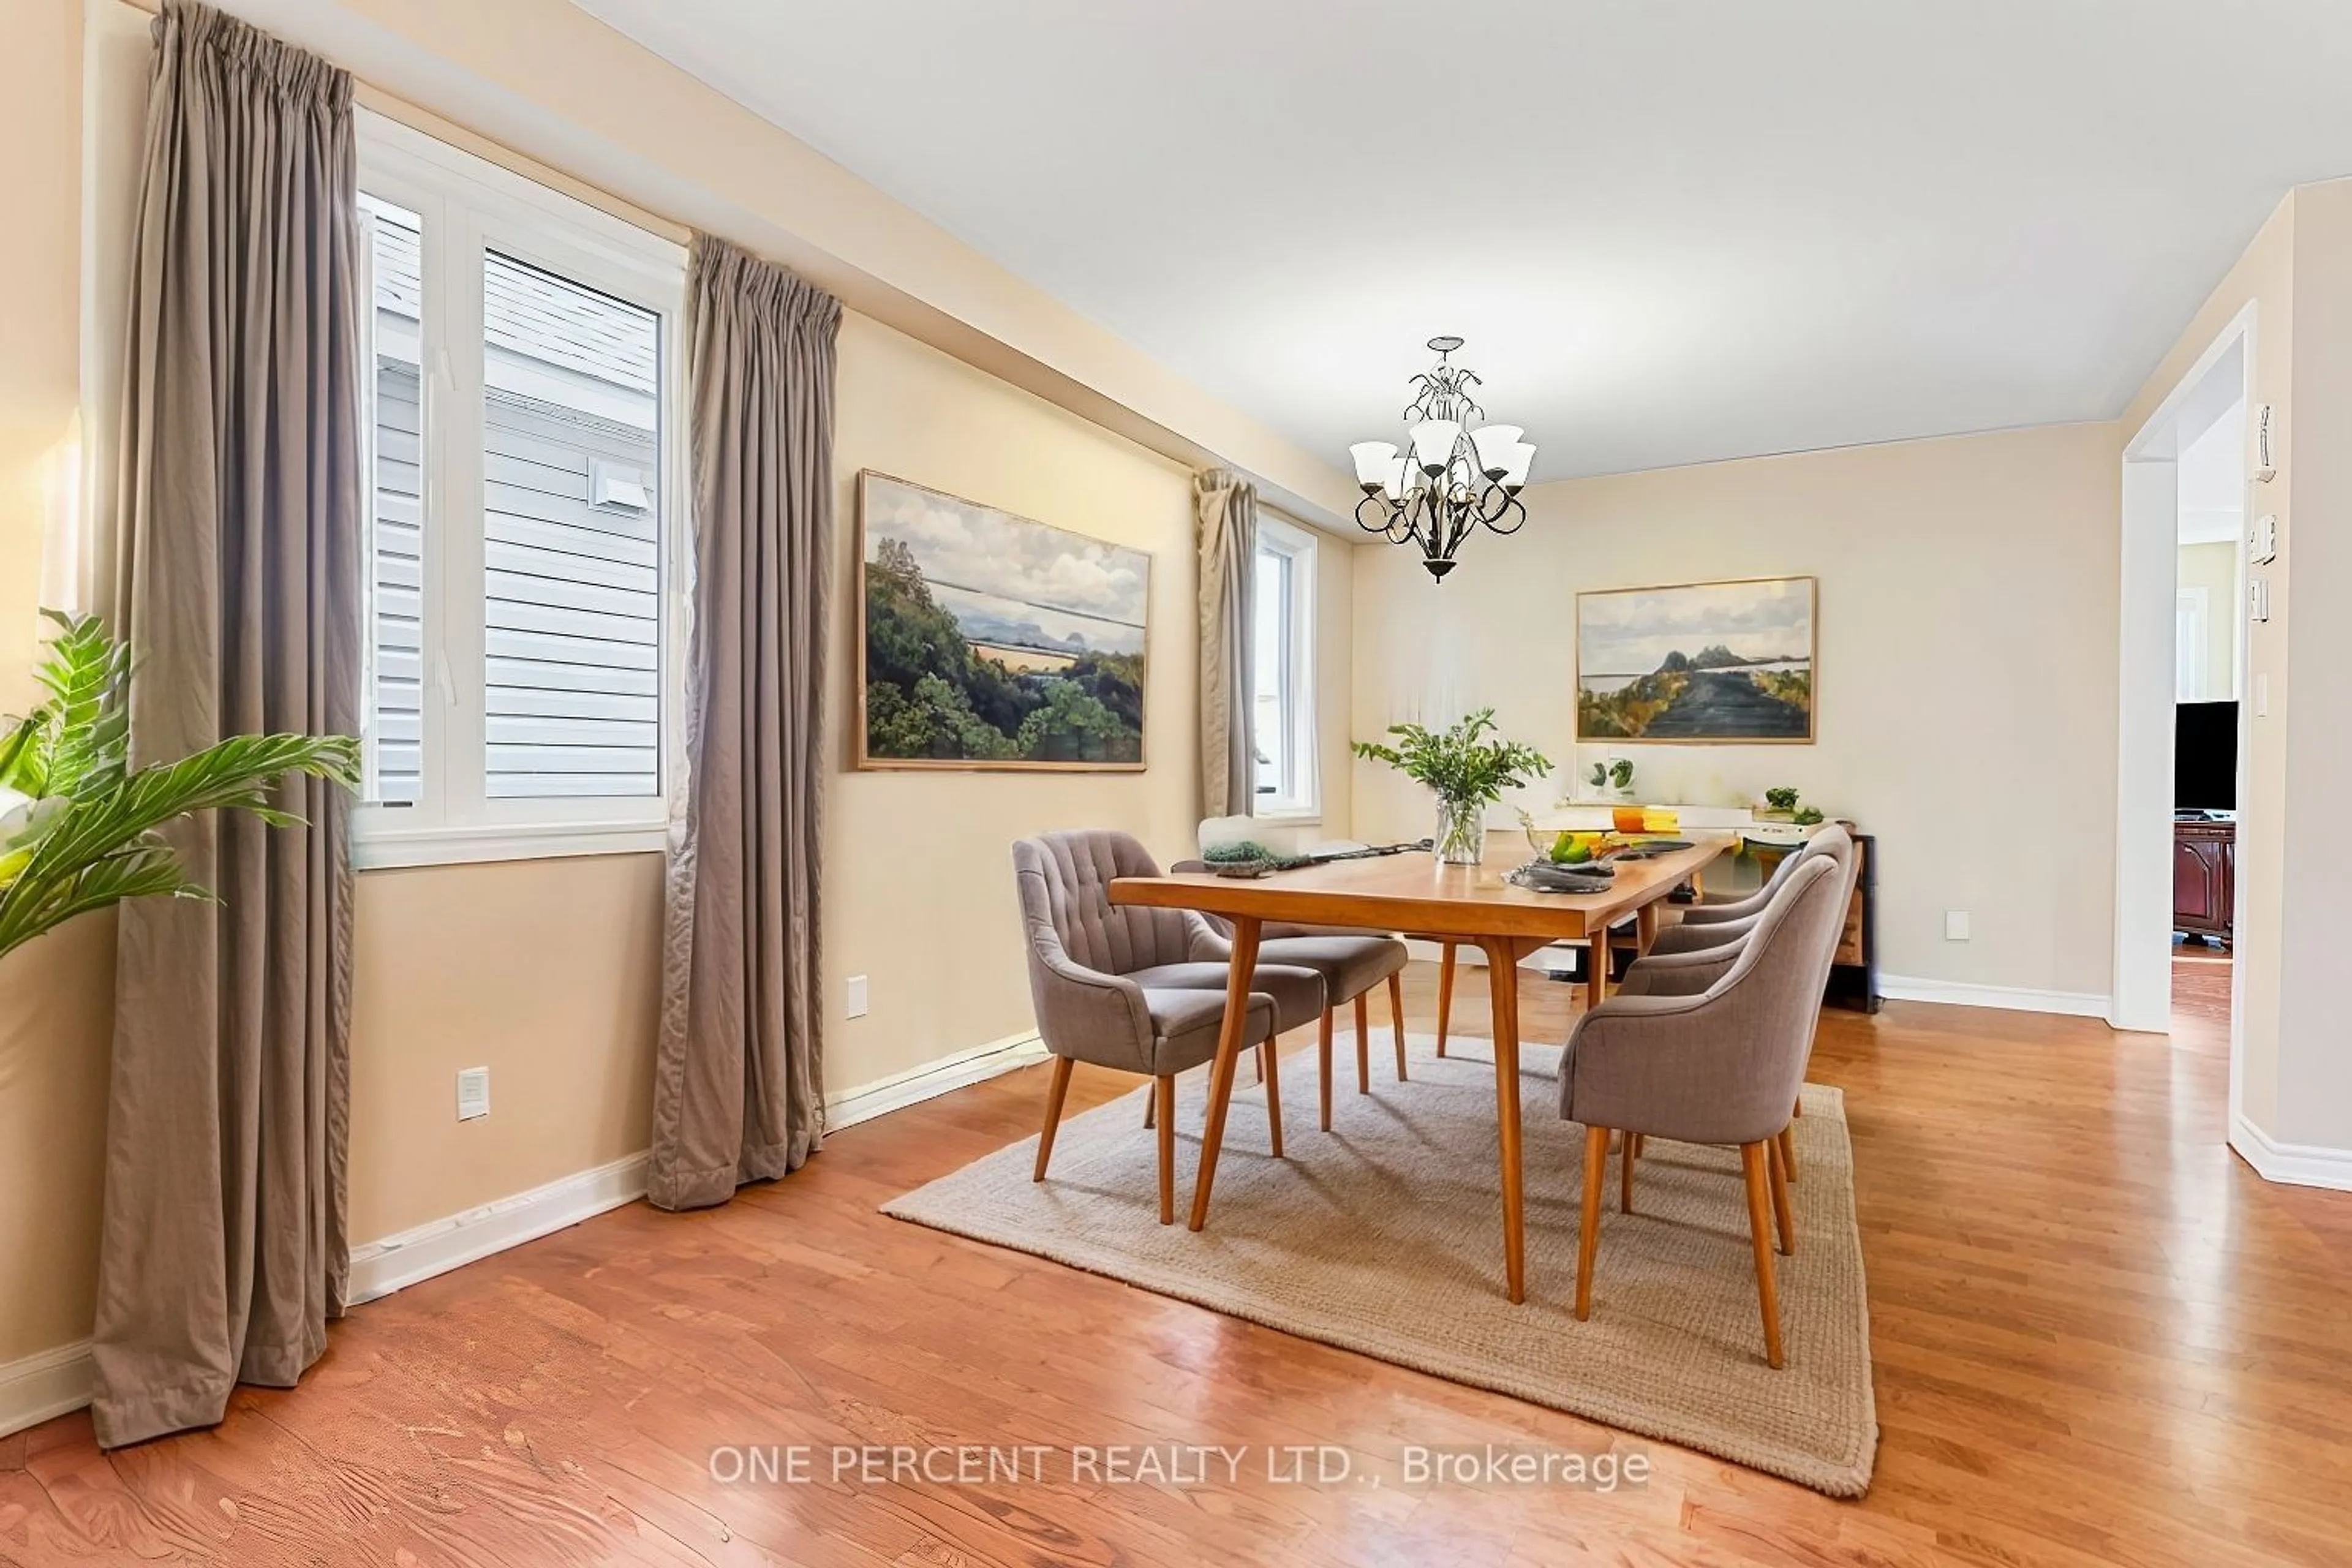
left=1646, top=827, right=1850, bottom=957
left=1014, top=832, right=1327, bottom=1223
left=1171, top=861, right=1410, bottom=1133
left=1557, top=853, right=1849, bottom=1368
left=1630, top=826, right=1858, bottom=1187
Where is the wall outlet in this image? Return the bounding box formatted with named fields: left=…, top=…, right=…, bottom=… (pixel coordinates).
left=1943, top=911, right=1971, bottom=942
left=456, top=1066, right=490, bottom=1121
left=846, top=974, right=870, bottom=1020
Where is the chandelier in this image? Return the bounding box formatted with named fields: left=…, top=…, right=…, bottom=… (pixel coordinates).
left=1348, top=336, right=1537, bottom=580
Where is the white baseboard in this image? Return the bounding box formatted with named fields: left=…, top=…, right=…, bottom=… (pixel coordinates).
left=348, top=1029, right=1048, bottom=1304
left=1402, top=937, right=1587, bottom=970
left=826, top=1030, right=1049, bottom=1129
left=347, top=1148, right=650, bottom=1305
left=4, top=1031, right=1051, bottom=1430
left=0, top=1340, right=94, bottom=1439
left=2231, top=1114, right=2352, bottom=1193
left=1877, top=974, right=2111, bottom=1019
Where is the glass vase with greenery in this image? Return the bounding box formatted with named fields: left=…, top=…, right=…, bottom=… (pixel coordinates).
left=0, top=611, right=361, bottom=960
left=1354, top=709, right=1552, bottom=865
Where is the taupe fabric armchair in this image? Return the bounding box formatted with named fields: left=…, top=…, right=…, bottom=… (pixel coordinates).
left=1014, top=832, right=1327, bottom=1223
left=1174, top=860, right=1411, bottom=1130
left=1558, top=854, right=1849, bottom=1368
left=1647, top=832, right=1826, bottom=957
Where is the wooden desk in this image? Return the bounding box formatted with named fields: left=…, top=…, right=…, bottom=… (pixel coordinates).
left=1110, top=837, right=1731, bottom=1303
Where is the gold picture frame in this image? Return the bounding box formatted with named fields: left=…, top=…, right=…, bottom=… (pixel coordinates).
left=854, top=470, right=1152, bottom=772
left=1574, top=575, right=1817, bottom=744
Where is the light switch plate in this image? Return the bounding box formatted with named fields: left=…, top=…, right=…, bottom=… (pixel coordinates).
left=2249, top=576, right=2272, bottom=623
left=456, top=1066, right=490, bottom=1121
left=2250, top=513, right=2278, bottom=565
left=846, top=974, right=870, bottom=1020
left=1944, top=911, right=1971, bottom=942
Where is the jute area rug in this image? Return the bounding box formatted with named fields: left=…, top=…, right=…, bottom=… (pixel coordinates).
left=884, top=1032, right=1877, bottom=1497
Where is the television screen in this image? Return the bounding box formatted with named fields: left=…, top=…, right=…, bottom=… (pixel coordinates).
left=2176, top=700, right=2237, bottom=812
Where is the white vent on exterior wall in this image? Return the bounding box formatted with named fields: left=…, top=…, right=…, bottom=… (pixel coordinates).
left=589, top=459, right=650, bottom=511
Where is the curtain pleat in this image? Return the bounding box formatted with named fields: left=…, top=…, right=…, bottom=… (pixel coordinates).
left=648, top=235, right=840, bottom=1211
left=1194, top=469, right=1257, bottom=818
left=92, top=0, right=361, bottom=1449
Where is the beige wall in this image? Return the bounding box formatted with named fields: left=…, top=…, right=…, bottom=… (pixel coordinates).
left=2176, top=541, right=2238, bottom=702
left=2271, top=179, right=2352, bottom=1155
left=0, top=0, right=114, bottom=1368
left=1352, top=422, right=2122, bottom=998
left=0, top=0, right=1359, bottom=1379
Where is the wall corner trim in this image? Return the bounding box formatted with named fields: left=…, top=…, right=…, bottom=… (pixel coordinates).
left=0, top=1339, right=95, bottom=1440
left=1876, top=974, right=2114, bottom=1019
left=2231, top=1115, right=2352, bottom=1193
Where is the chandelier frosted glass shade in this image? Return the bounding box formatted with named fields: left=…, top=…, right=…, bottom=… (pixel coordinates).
left=1349, top=338, right=1536, bottom=580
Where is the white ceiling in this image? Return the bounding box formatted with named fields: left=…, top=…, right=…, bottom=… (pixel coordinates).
left=573, top=0, right=2352, bottom=482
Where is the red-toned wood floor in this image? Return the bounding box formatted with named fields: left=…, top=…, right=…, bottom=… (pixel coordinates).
left=6, top=955, right=2350, bottom=1566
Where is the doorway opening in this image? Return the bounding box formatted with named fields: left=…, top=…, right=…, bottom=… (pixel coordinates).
left=2114, top=309, right=2253, bottom=1109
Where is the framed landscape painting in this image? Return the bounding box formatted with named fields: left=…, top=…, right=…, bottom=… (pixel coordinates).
left=1576, top=576, right=1817, bottom=743
left=856, top=471, right=1151, bottom=770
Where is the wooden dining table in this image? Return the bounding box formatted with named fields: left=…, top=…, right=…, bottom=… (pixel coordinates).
left=1109, top=836, right=1732, bottom=1303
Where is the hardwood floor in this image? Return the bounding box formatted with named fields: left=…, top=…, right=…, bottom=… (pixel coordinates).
left=7, top=960, right=2351, bottom=1566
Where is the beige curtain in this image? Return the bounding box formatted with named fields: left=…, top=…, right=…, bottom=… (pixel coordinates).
left=649, top=235, right=840, bottom=1211
left=1194, top=469, right=1257, bottom=818
left=92, top=0, right=362, bottom=1449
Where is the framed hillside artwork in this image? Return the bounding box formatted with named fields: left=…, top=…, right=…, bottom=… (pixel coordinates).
left=856, top=471, right=1151, bottom=771
left=1575, top=576, right=1817, bottom=744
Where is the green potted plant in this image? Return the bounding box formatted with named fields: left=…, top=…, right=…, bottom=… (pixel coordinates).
left=0, top=612, right=360, bottom=960
left=1586, top=755, right=1636, bottom=802
left=1355, top=709, right=1551, bottom=865
left=1758, top=785, right=1801, bottom=823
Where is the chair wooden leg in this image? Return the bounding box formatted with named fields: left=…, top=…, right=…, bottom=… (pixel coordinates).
left=1620, top=1130, right=1639, bottom=1214
left=1577, top=1125, right=1610, bottom=1321
left=1255, top=1042, right=1267, bottom=1085
left=1741, top=1142, right=1785, bottom=1368
left=1033, top=1057, right=1075, bottom=1183
left=1777, top=1121, right=1798, bottom=1183
left=1434, top=941, right=1457, bottom=1057
left=1143, top=1085, right=1155, bottom=1129
left=1317, top=1007, right=1334, bottom=1132
left=1354, top=993, right=1370, bottom=1094
left=1768, top=1131, right=1795, bottom=1256
left=1387, top=971, right=1408, bottom=1082
left=1155, top=1075, right=1176, bottom=1224
left=1262, top=1033, right=1284, bottom=1159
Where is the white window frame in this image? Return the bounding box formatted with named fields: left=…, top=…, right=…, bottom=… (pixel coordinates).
left=1253, top=511, right=1321, bottom=821
left=353, top=111, right=689, bottom=870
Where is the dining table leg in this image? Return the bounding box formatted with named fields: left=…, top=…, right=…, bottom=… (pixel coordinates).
left=1482, top=935, right=1528, bottom=1303
left=1188, top=914, right=1262, bottom=1232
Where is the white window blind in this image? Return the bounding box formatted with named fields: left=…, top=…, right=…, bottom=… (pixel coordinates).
left=355, top=112, right=685, bottom=869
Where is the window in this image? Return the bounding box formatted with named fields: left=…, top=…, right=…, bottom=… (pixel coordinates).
left=1252, top=513, right=1319, bottom=818
left=355, top=114, right=686, bottom=868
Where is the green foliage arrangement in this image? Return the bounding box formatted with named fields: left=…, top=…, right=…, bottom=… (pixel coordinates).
left=863, top=538, right=1143, bottom=764
left=1202, top=840, right=1274, bottom=865
left=1352, top=709, right=1552, bottom=810
left=1792, top=805, right=1825, bottom=826
left=0, top=612, right=360, bottom=960
left=1764, top=786, right=1800, bottom=811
